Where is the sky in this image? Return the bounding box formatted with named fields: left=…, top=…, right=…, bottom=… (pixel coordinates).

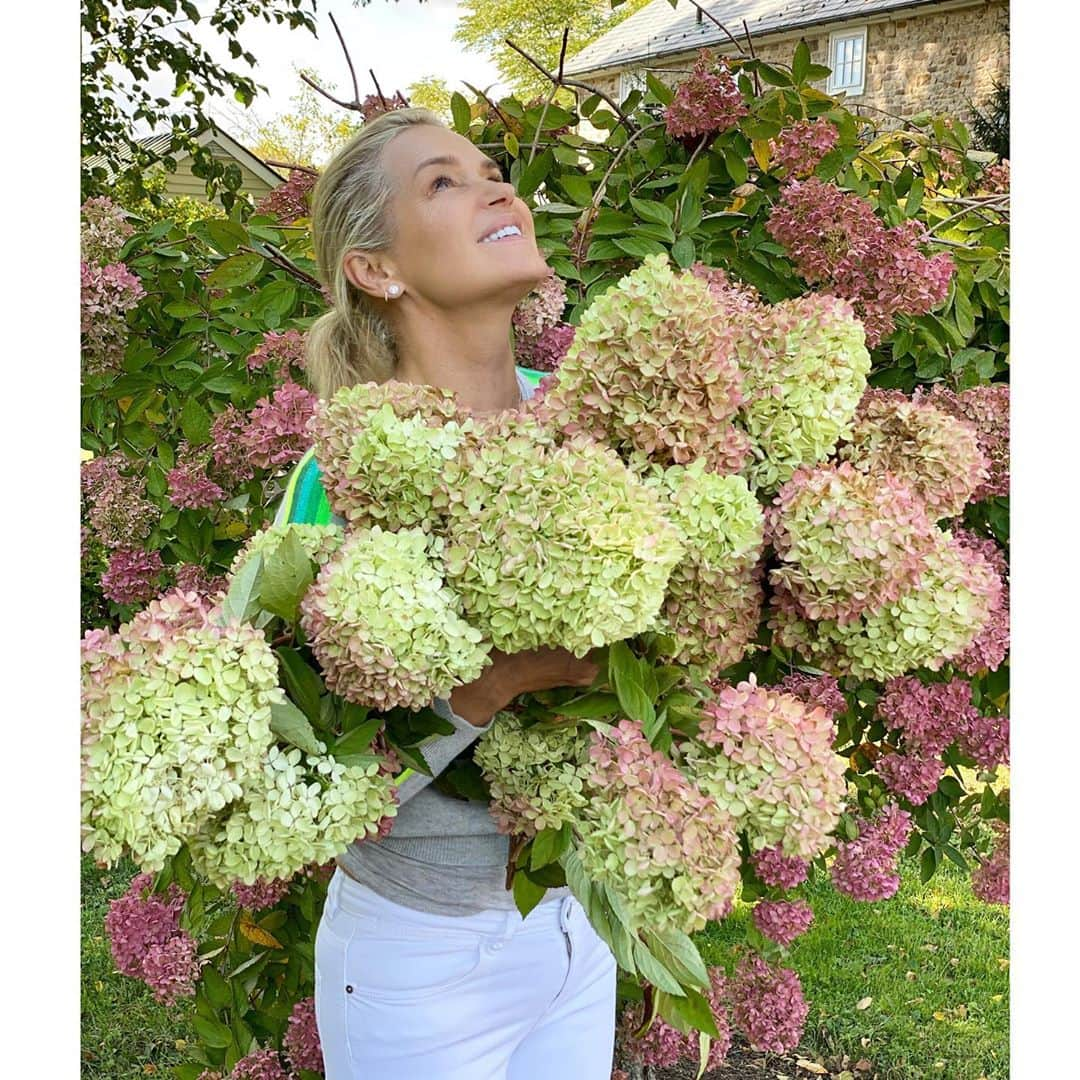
left=134, top=1, right=508, bottom=140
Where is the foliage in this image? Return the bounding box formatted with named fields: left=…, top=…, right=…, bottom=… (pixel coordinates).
left=969, top=79, right=1009, bottom=159
left=82, top=0, right=317, bottom=204
left=405, top=75, right=454, bottom=124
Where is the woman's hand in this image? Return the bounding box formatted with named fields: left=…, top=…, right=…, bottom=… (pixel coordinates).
left=449, top=645, right=602, bottom=728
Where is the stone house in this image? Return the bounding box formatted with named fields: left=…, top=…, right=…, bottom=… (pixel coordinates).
left=563, top=0, right=1009, bottom=128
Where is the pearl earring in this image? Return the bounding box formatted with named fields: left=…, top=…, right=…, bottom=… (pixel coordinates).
left=385, top=284, right=401, bottom=300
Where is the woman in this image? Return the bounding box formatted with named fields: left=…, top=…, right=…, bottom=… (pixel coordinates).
left=280, top=107, right=618, bottom=1079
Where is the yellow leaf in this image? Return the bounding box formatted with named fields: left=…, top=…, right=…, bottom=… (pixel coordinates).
left=239, top=917, right=283, bottom=949
left=796, top=1061, right=828, bottom=1076
left=905, top=970, right=916, bottom=981
left=730, top=197, right=745, bottom=213
left=991, top=994, right=1003, bottom=1003
left=996, top=957, right=1009, bottom=970
left=118, top=396, right=133, bottom=414
left=81, top=448, right=95, bottom=462
left=855, top=996, right=873, bottom=1010
left=174, top=1041, right=187, bottom=1051
left=933, top=1011, right=947, bottom=1021
left=751, top=138, right=771, bottom=173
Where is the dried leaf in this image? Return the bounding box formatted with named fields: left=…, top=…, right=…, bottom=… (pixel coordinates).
left=856, top=995, right=873, bottom=1010
left=838, top=1073, right=856, bottom=1080
left=933, top=1011, right=947, bottom=1021
left=905, top=970, right=917, bottom=981
left=854, top=1062, right=873, bottom=1073
left=239, top=916, right=283, bottom=949
left=796, top=1060, right=828, bottom=1075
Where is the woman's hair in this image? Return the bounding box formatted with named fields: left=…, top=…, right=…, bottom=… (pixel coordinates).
left=306, top=107, right=446, bottom=400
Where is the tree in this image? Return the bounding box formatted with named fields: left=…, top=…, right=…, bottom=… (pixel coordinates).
left=406, top=75, right=454, bottom=123
left=970, top=79, right=1009, bottom=159
left=82, top=0, right=317, bottom=205
left=450, top=0, right=654, bottom=99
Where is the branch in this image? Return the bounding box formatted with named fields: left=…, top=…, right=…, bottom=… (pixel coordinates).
left=263, top=160, right=320, bottom=177
left=528, top=27, right=570, bottom=166
left=742, top=18, right=763, bottom=95
left=461, top=80, right=512, bottom=132
left=241, top=244, right=322, bottom=291
left=330, top=11, right=359, bottom=106
left=300, top=70, right=361, bottom=112
left=503, top=36, right=638, bottom=136
left=369, top=69, right=389, bottom=112
left=682, top=0, right=750, bottom=57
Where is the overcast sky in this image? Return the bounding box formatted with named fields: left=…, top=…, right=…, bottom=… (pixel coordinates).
left=133, top=1, right=507, bottom=139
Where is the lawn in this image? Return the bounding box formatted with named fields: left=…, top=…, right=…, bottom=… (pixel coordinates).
left=82, top=855, right=1008, bottom=1079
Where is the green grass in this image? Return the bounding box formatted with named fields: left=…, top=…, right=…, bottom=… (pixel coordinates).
left=695, top=858, right=1010, bottom=1080
left=83, top=855, right=1008, bottom=1080
left=81, top=856, right=194, bottom=1079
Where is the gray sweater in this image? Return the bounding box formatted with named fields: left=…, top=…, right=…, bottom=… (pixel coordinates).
left=303, top=368, right=569, bottom=915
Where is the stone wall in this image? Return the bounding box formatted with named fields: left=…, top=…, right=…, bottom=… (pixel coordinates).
left=574, top=0, right=1009, bottom=129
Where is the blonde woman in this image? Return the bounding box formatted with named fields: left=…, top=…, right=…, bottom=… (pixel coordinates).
left=282, top=108, right=617, bottom=1079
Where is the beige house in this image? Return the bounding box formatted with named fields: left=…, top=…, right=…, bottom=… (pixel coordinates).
left=564, top=0, right=1009, bottom=128
left=84, top=126, right=285, bottom=203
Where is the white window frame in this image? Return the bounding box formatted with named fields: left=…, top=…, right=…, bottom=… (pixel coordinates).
left=826, top=26, right=867, bottom=97
left=618, top=68, right=649, bottom=102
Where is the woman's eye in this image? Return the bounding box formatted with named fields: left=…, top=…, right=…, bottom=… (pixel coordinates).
left=432, top=175, right=454, bottom=191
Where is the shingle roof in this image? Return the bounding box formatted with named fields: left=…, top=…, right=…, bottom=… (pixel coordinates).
left=563, top=0, right=945, bottom=75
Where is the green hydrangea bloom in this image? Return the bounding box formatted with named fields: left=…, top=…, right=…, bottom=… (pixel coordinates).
left=80, top=590, right=280, bottom=873
left=444, top=434, right=685, bottom=657
left=188, top=746, right=397, bottom=887
left=229, top=522, right=344, bottom=577
left=474, top=712, right=592, bottom=837
left=300, top=525, right=491, bottom=709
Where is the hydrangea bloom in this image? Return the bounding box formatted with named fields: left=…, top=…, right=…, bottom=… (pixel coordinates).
left=734, top=294, right=871, bottom=492
left=242, top=381, right=318, bottom=470
left=685, top=676, right=845, bottom=860
left=513, top=272, right=567, bottom=339
left=81, top=196, right=134, bottom=265
left=444, top=434, right=684, bottom=658
left=229, top=522, right=344, bottom=578
left=980, top=159, right=1010, bottom=194
left=773, top=673, right=846, bottom=722
left=100, top=547, right=165, bottom=605
left=752, top=898, right=815, bottom=946
left=83, top=458, right=158, bottom=549
left=231, top=876, right=292, bottom=911
left=255, top=168, right=318, bottom=224
left=167, top=441, right=226, bottom=510
left=750, top=844, right=810, bottom=889
left=474, top=713, right=591, bottom=837
left=689, top=262, right=762, bottom=313
left=246, top=329, right=307, bottom=375
left=876, top=676, right=978, bottom=756
left=515, top=321, right=576, bottom=373
left=771, top=529, right=1000, bottom=681
left=959, top=712, right=1010, bottom=770
left=664, top=49, right=747, bottom=140
left=770, top=119, right=839, bottom=177
left=617, top=966, right=731, bottom=1070
left=842, top=391, right=989, bottom=519
left=300, top=526, right=490, bottom=710
left=766, top=178, right=954, bottom=345
left=971, top=821, right=1009, bottom=905
left=172, top=563, right=228, bottom=602
left=210, top=405, right=256, bottom=488
left=283, top=996, right=324, bottom=1075
left=311, top=381, right=466, bottom=531
left=189, top=745, right=397, bottom=887
left=918, top=384, right=1009, bottom=501
left=81, top=590, right=281, bottom=871
left=578, top=720, right=741, bottom=935
left=831, top=803, right=913, bottom=901
left=536, top=254, right=749, bottom=473
left=105, top=873, right=200, bottom=1005
left=81, top=261, right=145, bottom=374
left=766, top=462, right=936, bottom=623
left=949, top=526, right=1009, bottom=674
left=637, top=457, right=764, bottom=676
left=728, top=952, right=809, bottom=1054
left=229, top=1048, right=291, bottom=1080
left=876, top=751, right=945, bottom=805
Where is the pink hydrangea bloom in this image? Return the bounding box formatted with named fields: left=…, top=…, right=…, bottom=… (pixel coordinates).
left=665, top=49, right=748, bottom=140
left=81, top=196, right=134, bottom=266
left=515, top=322, right=575, bottom=373
left=209, top=405, right=257, bottom=488
left=231, top=876, right=292, bottom=911
left=831, top=803, right=913, bottom=902
left=958, top=712, right=1010, bottom=770
left=104, top=873, right=200, bottom=1004
left=918, top=384, right=1009, bottom=501
left=980, top=159, right=1010, bottom=194
left=246, top=329, right=307, bottom=375
left=167, top=441, right=227, bottom=510
left=729, top=952, right=809, bottom=1054
left=876, top=676, right=980, bottom=756
left=241, top=381, right=318, bottom=470
left=172, top=563, right=228, bottom=602
left=359, top=90, right=410, bottom=122
left=876, top=751, right=945, bottom=805
left=949, top=526, right=1009, bottom=674
left=770, top=119, right=839, bottom=177
left=689, top=262, right=762, bottom=313
left=766, top=178, right=954, bottom=345
left=283, top=996, right=324, bottom=1075
left=81, top=261, right=145, bottom=374
left=101, top=547, right=165, bottom=605
left=750, top=845, right=810, bottom=889
left=83, top=455, right=158, bottom=549
left=773, top=673, right=847, bottom=721
left=971, top=822, right=1009, bottom=905
left=513, top=273, right=567, bottom=339
left=255, top=168, right=318, bottom=224
left=229, top=1048, right=291, bottom=1080
left=752, top=899, right=815, bottom=946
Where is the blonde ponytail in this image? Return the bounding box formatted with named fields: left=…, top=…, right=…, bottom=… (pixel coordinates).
left=305, top=107, right=446, bottom=400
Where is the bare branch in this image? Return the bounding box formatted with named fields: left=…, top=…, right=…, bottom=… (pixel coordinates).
left=527, top=27, right=571, bottom=166
left=263, top=160, right=320, bottom=177
left=461, top=80, right=512, bottom=132
left=369, top=69, right=389, bottom=112
left=682, top=0, right=749, bottom=57
left=299, top=70, right=361, bottom=113
left=329, top=11, right=359, bottom=106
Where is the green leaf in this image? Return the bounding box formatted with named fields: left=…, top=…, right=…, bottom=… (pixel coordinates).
left=530, top=825, right=570, bottom=870
left=205, top=253, right=265, bottom=289
left=179, top=395, right=212, bottom=446
left=609, top=642, right=656, bottom=731
left=259, top=528, right=315, bottom=623
left=270, top=699, right=325, bottom=756
left=504, top=131, right=520, bottom=158
left=163, top=300, right=203, bottom=318
left=645, top=928, right=710, bottom=990
left=632, top=939, right=685, bottom=995
left=657, top=986, right=721, bottom=1037
left=560, top=174, right=593, bottom=205
left=671, top=235, right=696, bottom=269
left=792, top=39, right=811, bottom=83
left=646, top=70, right=674, bottom=104
left=757, top=62, right=793, bottom=86
left=450, top=92, right=472, bottom=135
left=613, top=236, right=668, bottom=259
left=192, top=1016, right=232, bottom=1049
left=905, top=176, right=925, bottom=218
left=555, top=692, right=620, bottom=719
left=629, top=196, right=674, bottom=227
left=518, top=148, right=553, bottom=200
left=920, top=845, right=942, bottom=883
left=220, top=552, right=264, bottom=624
left=276, top=647, right=325, bottom=726
left=562, top=848, right=592, bottom=911
left=200, top=966, right=231, bottom=1010
left=723, top=147, right=748, bottom=186
left=513, top=870, right=547, bottom=918
left=205, top=218, right=249, bottom=255
left=250, top=280, right=298, bottom=323
left=333, top=716, right=384, bottom=757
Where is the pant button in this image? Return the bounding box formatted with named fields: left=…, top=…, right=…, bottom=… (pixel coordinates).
left=346, top=985, right=353, bottom=993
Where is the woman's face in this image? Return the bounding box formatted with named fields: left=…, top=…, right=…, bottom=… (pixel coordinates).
left=345, top=123, right=551, bottom=308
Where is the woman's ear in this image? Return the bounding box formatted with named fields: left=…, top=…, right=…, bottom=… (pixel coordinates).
left=343, top=250, right=396, bottom=300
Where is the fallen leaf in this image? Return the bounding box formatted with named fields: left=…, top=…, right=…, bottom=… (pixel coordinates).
left=933, top=1011, right=947, bottom=1021
left=860, top=1037, right=871, bottom=1048
left=991, top=994, right=1003, bottom=1003
left=933, top=1062, right=946, bottom=1070
left=856, top=996, right=873, bottom=1010
left=174, top=1041, right=186, bottom=1052
left=796, top=1060, right=828, bottom=1075
left=996, top=957, right=1009, bottom=970
left=854, top=1061, right=873, bottom=1073
left=837, top=1073, right=855, bottom=1080
left=949, top=957, right=960, bottom=966
left=905, top=970, right=917, bottom=981
left=142, top=1067, right=157, bottom=1076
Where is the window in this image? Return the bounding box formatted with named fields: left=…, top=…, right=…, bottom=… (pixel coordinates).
left=827, top=27, right=867, bottom=96
left=618, top=68, right=649, bottom=102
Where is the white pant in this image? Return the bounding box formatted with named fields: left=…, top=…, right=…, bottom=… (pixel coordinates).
left=314, top=869, right=617, bottom=1079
